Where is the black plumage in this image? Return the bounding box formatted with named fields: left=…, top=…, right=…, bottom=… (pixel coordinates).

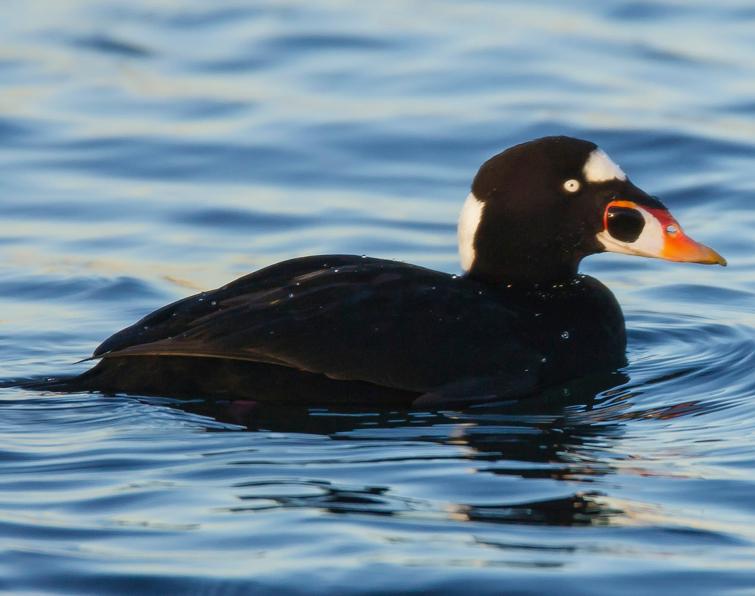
left=49, top=135, right=724, bottom=407
left=67, top=255, right=625, bottom=406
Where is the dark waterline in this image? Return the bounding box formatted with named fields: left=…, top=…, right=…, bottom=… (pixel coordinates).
left=1, top=1, right=754, bottom=594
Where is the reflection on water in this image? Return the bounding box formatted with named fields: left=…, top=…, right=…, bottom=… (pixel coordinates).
left=136, top=371, right=677, bottom=529
left=1, top=0, right=755, bottom=593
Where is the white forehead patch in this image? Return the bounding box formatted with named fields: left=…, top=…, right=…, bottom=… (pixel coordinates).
left=582, top=148, right=626, bottom=183
left=458, top=192, right=484, bottom=272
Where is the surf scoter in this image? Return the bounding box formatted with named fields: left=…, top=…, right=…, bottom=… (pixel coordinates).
left=58, top=136, right=725, bottom=407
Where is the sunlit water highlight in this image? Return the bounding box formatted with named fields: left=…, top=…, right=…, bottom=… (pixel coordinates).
left=1, top=1, right=754, bottom=594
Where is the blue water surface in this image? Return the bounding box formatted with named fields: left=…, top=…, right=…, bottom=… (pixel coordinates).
left=1, top=1, right=754, bottom=594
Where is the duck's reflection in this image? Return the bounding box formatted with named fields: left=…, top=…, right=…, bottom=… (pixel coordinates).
left=449, top=491, right=623, bottom=526
left=147, top=371, right=637, bottom=527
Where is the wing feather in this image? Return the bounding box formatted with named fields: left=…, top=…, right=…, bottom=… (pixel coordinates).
left=93, top=256, right=534, bottom=392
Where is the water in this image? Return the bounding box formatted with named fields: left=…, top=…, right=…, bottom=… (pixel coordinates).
left=1, top=1, right=754, bottom=593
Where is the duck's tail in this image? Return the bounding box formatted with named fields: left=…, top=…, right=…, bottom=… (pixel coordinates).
left=0, top=370, right=99, bottom=393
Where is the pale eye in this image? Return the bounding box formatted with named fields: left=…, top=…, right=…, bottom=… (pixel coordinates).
left=563, top=179, right=581, bottom=193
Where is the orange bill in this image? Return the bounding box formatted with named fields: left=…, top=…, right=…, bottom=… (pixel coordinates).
left=598, top=200, right=727, bottom=266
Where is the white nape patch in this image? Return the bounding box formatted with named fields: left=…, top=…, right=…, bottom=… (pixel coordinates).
left=596, top=205, right=664, bottom=258
left=458, top=192, right=484, bottom=271
left=582, top=148, right=626, bottom=183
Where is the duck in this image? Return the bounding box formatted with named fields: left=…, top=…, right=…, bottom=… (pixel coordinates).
left=56, top=136, right=726, bottom=408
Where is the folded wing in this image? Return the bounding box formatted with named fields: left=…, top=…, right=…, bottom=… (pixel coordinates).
left=93, top=256, right=535, bottom=392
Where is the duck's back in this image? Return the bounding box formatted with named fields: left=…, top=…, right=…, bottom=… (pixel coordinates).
left=92, top=256, right=530, bottom=388
left=71, top=255, right=625, bottom=405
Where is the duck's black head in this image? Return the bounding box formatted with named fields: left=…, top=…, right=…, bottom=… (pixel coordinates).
left=460, top=135, right=726, bottom=286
